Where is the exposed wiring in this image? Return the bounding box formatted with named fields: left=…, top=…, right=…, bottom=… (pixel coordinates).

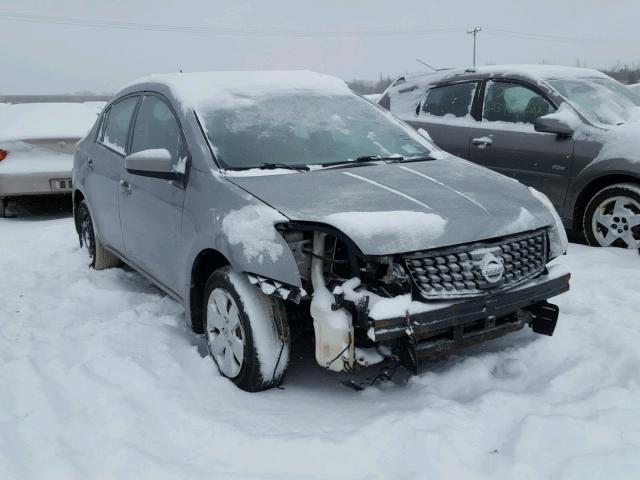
left=325, top=332, right=352, bottom=370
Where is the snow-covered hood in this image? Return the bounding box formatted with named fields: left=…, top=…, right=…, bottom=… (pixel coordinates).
left=227, top=157, right=556, bottom=255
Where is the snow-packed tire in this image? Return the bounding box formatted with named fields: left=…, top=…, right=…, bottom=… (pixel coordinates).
left=583, top=183, right=640, bottom=249
left=203, top=267, right=290, bottom=392
left=76, top=200, right=121, bottom=269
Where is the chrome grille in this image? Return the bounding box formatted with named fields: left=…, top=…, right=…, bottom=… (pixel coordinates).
left=404, top=230, right=547, bottom=300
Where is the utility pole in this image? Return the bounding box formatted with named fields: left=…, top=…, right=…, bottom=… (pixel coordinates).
left=467, top=27, right=482, bottom=67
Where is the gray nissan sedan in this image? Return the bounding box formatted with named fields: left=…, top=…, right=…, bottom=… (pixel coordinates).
left=73, top=71, right=570, bottom=391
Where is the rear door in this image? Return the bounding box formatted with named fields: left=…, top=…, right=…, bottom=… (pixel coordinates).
left=406, top=81, right=480, bottom=159
left=468, top=80, right=574, bottom=213
left=118, top=94, right=188, bottom=295
left=84, top=95, right=139, bottom=253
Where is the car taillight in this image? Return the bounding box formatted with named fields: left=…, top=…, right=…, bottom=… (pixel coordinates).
left=0, top=149, right=7, bottom=161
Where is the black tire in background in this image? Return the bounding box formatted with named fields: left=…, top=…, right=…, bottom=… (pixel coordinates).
left=583, top=183, right=640, bottom=249
left=203, top=267, right=290, bottom=392
left=76, top=200, right=121, bottom=269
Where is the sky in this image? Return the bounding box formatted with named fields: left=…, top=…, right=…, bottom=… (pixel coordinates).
left=1, top=0, right=638, bottom=94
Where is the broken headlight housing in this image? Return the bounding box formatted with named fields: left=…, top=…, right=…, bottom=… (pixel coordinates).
left=529, top=187, right=568, bottom=260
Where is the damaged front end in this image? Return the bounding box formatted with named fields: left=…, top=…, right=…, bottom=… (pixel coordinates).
left=274, top=223, right=570, bottom=374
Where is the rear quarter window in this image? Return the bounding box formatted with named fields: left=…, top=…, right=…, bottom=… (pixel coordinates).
left=421, top=82, right=477, bottom=118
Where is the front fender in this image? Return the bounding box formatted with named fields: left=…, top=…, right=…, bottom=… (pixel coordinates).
left=181, top=168, right=302, bottom=295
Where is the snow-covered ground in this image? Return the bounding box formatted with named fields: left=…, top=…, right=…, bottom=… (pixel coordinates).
left=1, top=209, right=640, bottom=479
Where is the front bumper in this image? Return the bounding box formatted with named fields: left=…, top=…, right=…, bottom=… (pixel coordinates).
left=371, top=264, right=570, bottom=364
left=0, top=171, right=72, bottom=197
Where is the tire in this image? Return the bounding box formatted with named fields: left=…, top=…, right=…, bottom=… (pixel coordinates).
left=203, top=267, right=290, bottom=392
left=76, top=200, right=121, bottom=269
left=583, top=183, right=640, bottom=249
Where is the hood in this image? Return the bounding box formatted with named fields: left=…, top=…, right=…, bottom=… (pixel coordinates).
left=226, top=157, right=555, bottom=256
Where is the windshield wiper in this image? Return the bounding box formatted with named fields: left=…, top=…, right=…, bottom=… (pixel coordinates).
left=258, top=162, right=309, bottom=172
left=322, top=156, right=398, bottom=169
left=387, top=155, right=437, bottom=163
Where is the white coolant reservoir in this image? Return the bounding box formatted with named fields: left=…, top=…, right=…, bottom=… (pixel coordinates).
left=309, top=232, right=355, bottom=372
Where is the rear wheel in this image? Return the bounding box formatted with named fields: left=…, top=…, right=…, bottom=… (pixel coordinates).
left=203, top=267, right=290, bottom=392
left=77, top=200, right=121, bottom=269
left=583, top=183, right=640, bottom=249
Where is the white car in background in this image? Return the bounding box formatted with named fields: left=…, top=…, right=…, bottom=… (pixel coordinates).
left=0, top=102, right=99, bottom=215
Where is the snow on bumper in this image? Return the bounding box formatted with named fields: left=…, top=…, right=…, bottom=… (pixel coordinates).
left=371, top=264, right=570, bottom=343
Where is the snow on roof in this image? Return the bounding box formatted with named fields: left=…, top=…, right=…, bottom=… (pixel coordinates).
left=396, top=64, right=608, bottom=87
left=120, top=70, right=351, bottom=112
left=0, top=103, right=98, bottom=142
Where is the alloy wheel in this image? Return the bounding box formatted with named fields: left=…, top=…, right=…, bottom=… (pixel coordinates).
left=591, top=195, right=640, bottom=248
left=206, top=288, right=245, bottom=378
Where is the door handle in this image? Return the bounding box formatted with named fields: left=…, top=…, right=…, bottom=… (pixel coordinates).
left=119, top=179, right=132, bottom=195
left=472, top=137, right=493, bottom=148
left=87, top=159, right=94, bottom=171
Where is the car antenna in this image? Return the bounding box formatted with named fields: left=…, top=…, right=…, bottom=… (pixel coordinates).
left=416, top=58, right=437, bottom=71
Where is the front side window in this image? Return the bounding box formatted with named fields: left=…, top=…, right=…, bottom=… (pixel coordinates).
left=131, top=95, right=182, bottom=163
left=198, top=93, right=434, bottom=170
left=483, top=81, right=555, bottom=124
left=100, top=96, right=138, bottom=155
left=422, top=82, right=477, bottom=118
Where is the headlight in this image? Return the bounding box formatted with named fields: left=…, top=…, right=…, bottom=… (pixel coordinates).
left=528, top=187, right=568, bottom=260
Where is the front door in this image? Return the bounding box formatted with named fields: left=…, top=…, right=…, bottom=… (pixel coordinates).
left=118, top=94, right=188, bottom=295
left=407, top=81, right=480, bottom=159
left=468, top=80, right=574, bottom=214
left=84, top=95, right=139, bottom=254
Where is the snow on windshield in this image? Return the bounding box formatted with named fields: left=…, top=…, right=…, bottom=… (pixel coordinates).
left=549, top=77, right=640, bottom=126
left=199, top=93, right=434, bottom=169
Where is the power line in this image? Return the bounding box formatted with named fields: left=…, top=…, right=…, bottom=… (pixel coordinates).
left=484, top=27, right=631, bottom=45
left=0, top=12, right=633, bottom=46
left=0, top=12, right=465, bottom=37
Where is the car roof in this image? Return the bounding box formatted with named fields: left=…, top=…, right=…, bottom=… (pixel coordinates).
left=395, top=64, right=607, bottom=86
left=384, top=64, right=610, bottom=98
left=115, top=70, right=351, bottom=113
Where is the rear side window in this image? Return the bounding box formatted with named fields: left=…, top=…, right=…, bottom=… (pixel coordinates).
left=422, top=82, right=477, bottom=118
left=483, top=81, right=555, bottom=124
left=99, top=96, right=138, bottom=155
left=130, top=95, right=182, bottom=163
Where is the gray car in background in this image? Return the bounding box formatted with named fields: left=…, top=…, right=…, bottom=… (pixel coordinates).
left=379, top=65, right=640, bottom=249
left=73, top=71, right=570, bottom=391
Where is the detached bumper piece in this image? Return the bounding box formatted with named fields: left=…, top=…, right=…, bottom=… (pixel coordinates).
left=373, top=267, right=570, bottom=373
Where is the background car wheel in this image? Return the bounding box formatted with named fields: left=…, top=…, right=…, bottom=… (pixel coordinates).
left=76, top=200, right=121, bottom=269
left=203, top=267, right=290, bottom=392
left=583, top=183, right=640, bottom=249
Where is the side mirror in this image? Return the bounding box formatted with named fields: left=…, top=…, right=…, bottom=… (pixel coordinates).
left=125, top=149, right=176, bottom=179
left=534, top=115, right=574, bottom=137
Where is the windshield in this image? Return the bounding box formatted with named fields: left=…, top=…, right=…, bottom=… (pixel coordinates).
left=549, top=77, right=640, bottom=125
left=198, top=93, right=434, bottom=169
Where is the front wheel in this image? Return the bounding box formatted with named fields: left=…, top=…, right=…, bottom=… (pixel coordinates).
left=203, top=267, right=290, bottom=392
left=583, top=183, right=640, bottom=249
